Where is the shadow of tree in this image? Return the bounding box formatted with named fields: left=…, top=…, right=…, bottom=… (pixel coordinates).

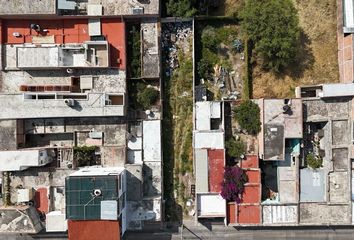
left=276, top=29, right=315, bottom=80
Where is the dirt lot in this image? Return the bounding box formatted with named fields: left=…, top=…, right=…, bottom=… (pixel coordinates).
left=252, top=0, right=339, bottom=98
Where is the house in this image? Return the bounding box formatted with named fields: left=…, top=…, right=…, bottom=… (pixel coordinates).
left=65, top=166, right=126, bottom=240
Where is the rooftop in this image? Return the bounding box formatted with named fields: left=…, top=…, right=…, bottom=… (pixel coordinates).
left=0, top=0, right=160, bottom=16
left=141, top=20, right=160, bottom=78
left=0, top=0, right=56, bottom=15
left=262, top=99, right=303, bottom=161
left=343, top=0, right=354, bottom=32
left=0, top=18, right=126, bottom=69
left=0, top=92, right=125, bottom=119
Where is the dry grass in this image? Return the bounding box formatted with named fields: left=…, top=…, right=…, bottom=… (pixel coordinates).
left=252, top=0, right=339, bottom=98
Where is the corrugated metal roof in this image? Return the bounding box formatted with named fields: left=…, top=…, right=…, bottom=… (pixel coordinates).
left=208, top=149, right=224, bottom=193
left=195, top=149, right=208, bottom=193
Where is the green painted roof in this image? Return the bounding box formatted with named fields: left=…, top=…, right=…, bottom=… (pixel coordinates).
left=65, top=175, right=119, bottom=220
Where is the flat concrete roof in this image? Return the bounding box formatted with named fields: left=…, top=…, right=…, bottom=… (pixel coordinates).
left=15, top=42, right=109, bottom=69
left=263, top=99, right=302, bottom=161
left=0, top=0, right=56, bottom=15
left=0, top=93, right=125, bottom=119
left=99, top=0, right=159, bottom=16
left=141, top=20, right=160, bottom=78
left=300, top=168, right=325, bottom=202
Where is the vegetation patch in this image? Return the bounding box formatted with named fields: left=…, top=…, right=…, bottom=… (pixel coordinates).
left=137, top=86, right=159, bottom=110
left=233, top=100, right=261, bottom=135
left=225, top=138, right=246, bottom=159
left=74, top=146, right=99, bottom=167
left=251, top=0, right=339, bottom=98
left=221, top=165, right=248, bottom=203
left=127, top=23, right=141, bottom=78
left=306, top=153, right=322, bottom=169
left=241, top=0, right=300, bottom=72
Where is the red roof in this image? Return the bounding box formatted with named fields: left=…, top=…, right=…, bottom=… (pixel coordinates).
left=245, top=170, right=261, bottom=184
left=227, top=203, right=261, bottom=224
left=35, top=188, right=48, bottom=214
left=208, top=149, right=224, bottom=193
left=68, top=220, right=120, bottom=240
left=0, top=18, right=126, bottom=69
left=241, top=185, right=261, bottom=204
left=240, top=155, right=259, bottom=168
left=237, top=205, right=261, bottom=224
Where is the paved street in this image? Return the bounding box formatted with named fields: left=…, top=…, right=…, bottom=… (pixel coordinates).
left=124, top=226, right=354, bottom=240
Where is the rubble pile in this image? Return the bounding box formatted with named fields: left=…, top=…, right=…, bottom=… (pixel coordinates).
left=162, top=22, right=193, bottom=74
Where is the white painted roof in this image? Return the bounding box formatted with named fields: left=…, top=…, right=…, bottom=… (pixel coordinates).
left=321, top=83, right=354, bottom=98
left=194, top=132, right=224, bottom=149
left=195, top=101, right=221, bottom=131
left=344, top=0, right=354, bottom=31
left=143, top=120, right=161, bottom=162
left=70, top=166, right=124, bottom=176
left=195, top=149, right=208, bottom=193
left=0, top=149, right=46, bottom=171
left=197, top=193, right=226, bottom=217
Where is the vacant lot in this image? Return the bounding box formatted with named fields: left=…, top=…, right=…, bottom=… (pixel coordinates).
left=252, top=0, right=339, bottom=98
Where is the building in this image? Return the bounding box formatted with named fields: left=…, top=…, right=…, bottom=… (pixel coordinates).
left=65, top=167, right=126, bottom=240
left=193, top=101, right=226, bottom=220
left=0, top=0, right=163, bottom=235
left=0, top=0, right=160, bottom=17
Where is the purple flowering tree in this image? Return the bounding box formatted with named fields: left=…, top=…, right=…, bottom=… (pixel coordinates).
left=221, top=166, right=248, bottom=203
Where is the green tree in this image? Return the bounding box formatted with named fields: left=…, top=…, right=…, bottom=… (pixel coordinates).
left=166, top=0, right=197, bottom=17
left=241, top=0, right=300, bottom=72
left=225, top=138, right=246, bottom=159
left=233, top=100, right=261, bottom=135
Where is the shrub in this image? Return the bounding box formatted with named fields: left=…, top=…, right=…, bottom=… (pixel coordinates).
left=74, top=146, right=98, bottom=167
left=241, top=0, right=300, bottom=72
left=221, top=166, right=248, bottom=203
left=233, top=100, right=261, bottom=135
left=137, top=87, right=159, bottom=109
left=201, top=26, right=220, bottom=53
left=225, top=138, right=246, bottom=159
left=306, top=153, right=322, bottom=169
left=166, top=0, right=197, bottom=17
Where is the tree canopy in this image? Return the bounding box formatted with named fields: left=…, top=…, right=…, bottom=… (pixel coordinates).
left=233, top=100, right=261, bottom=135
left=241, top=0, right=300, bottom=72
